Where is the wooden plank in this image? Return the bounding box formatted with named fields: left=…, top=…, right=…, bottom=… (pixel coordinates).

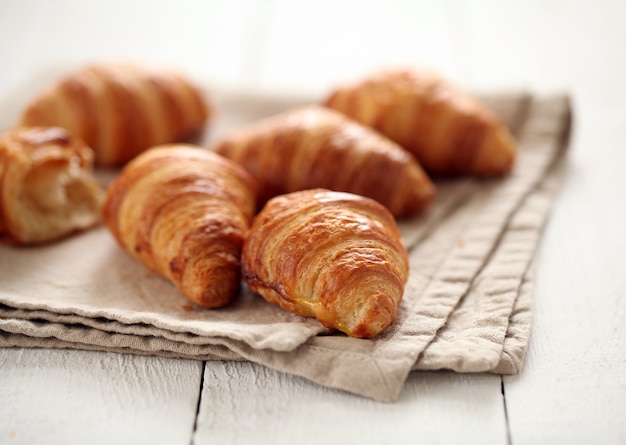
left=0, top=349, right=202, bottom=445
left=503, top=141, right=626, bottom=444
left=194, top=361, right=508, bottom=444
left=490, top=1, right=626, bottom=442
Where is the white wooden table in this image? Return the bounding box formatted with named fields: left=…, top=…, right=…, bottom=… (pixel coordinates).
left=1, top=1, right=625, bottom=443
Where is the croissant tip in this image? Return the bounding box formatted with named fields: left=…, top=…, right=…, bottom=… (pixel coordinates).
left=474, top=127, right=517, bottom=176
left=181, top=273, right=241, bottom=309
left=340, top=291, right=399, bottom=339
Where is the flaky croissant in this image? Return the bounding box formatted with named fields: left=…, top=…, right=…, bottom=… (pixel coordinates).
left=242, top=189, right=409, bottom=338
left=102, top=145, right=257, bottom=308
left=0, top=126, right=103, bottom=245
left=19, top=62, right=210, bottom=167
left=324, top=68, right=516, bottom=176
left=213, top=105, right=434, bottom=218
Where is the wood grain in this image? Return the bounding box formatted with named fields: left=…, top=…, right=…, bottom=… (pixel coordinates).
left=491, top=2, right=626, bottom=442
left=0, top=349, right=202, bottom=445
left=194, top=361, right=508, bottom=444
left=504, top=136, right=626, bottom=444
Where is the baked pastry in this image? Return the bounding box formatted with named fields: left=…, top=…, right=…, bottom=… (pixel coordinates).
left=324, top=68, right=516, bottom=176
left=102, top=145, right=257, bottom=308
left=19, top=62, right=210, bottom=166
left=0, top=126, right=103, bottom=245
left=213, top=105, right=434, bottom=218
left=242, top=189, right=409, bottom=338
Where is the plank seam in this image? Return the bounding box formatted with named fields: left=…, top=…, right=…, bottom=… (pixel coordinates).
left=501, top=377, right=513, bottom=445
left=190, top=361, right=207, bottom=445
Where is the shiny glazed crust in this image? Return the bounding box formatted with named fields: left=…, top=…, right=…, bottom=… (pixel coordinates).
left=324, top=68, right=516, bottom=176
left=213, top=105, right=434, bottom=218
left=20, top=62, right=210, bottom=167
left=0, top=126, right=103, bottom=245
left=242, top=188, right=409, bottom=338
left=101, top=145, right=257, bottom=308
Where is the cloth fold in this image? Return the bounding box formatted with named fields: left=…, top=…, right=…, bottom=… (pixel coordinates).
left=0, top=90, right=571, bottom=402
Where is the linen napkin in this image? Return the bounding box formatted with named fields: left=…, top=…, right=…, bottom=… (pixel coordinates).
left=0, top=86, right=571, bottom=402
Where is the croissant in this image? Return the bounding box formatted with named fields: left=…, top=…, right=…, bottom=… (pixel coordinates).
left=324, top=68, right=516, bottom=176
left=213, top=105, right=434, bottom=218
left=19, top=62, right=210, bottom=167
left=102, top=145, right=257, bottom=308
left=0, top=126, right=103, bottom=245
left=242, top=188, right=409, bottom=338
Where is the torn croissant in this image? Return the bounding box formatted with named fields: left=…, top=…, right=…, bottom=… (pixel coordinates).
left=102, top=145, right=257, bottom=308
left=19, top=62, right=210, bottom=166
left=324, top=68, right=516, bottom=176
left=213, top=105, right=434, bottom=218
left=0, top=126, right=103, bottom=245
left=242, top=189, right=409, bottom=338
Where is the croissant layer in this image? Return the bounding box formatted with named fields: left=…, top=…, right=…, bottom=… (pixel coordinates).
left=0, top=126, right=103, bottom=245
left=102, top=145, right=257, bottom=308
left=20, top=62, right=210, bottom=166
left=213, top=105, right=434, bottom=218
left=324, top=68, right=516, bottom=176
left=242, top=189, right=409, bottom=338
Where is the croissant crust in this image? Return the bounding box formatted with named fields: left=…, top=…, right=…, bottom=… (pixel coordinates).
left=242, top=188, right=409, bottom=338
left=213, top=105, right=434, bottom=218
left=102, top=145, right=257, bottom=308
left=324, top=68, right=516, bottom=176
left=19, top=62, right=210, bottom=167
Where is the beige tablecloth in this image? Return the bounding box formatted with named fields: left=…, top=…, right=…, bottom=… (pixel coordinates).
left=0, top=88, right=571, bottom=402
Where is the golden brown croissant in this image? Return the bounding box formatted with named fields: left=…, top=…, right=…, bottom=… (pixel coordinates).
left=0, top=126, right=103, bottom=245
left=242, top=188, right=409, bottom=338
left=19, top=62, right=210, bottom=167
left=324, top=68, right=516, bottom=176
left=213, top=105, right=435, bottom=218
left=102, top=145, right=257, bottom=308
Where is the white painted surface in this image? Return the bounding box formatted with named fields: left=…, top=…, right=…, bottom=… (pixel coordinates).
left=504, top=134, right=626, bottom=444
left=0, top=1, right=624, bottom=443
left=0, top=349, right=203, bottom=445
left=196, top=362, right=507, bottom=444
